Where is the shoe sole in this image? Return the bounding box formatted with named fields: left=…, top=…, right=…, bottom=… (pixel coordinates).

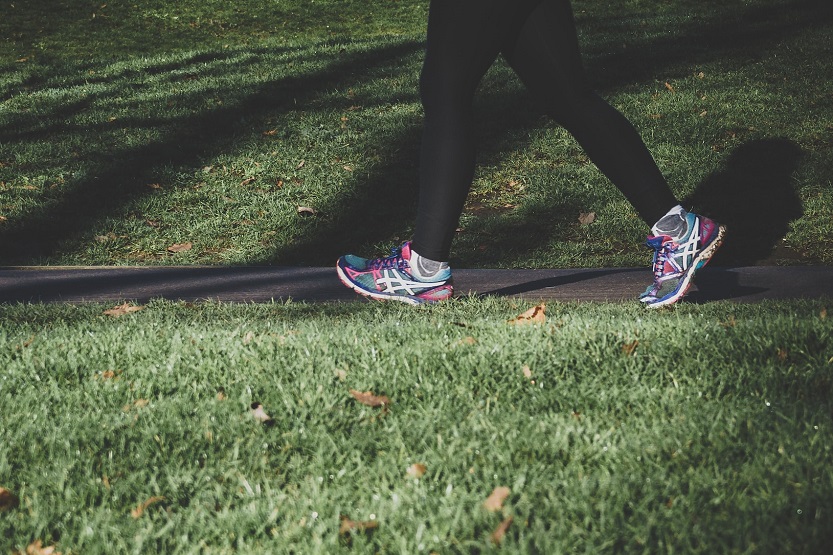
left=646, top=224, right=727, bottom=309
left=336, top=262, right=449, bottom=305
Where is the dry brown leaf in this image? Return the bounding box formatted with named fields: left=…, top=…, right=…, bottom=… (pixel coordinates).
left=130, top=496, right=165, bottom=519
left=239, top=177, right=256, bottom=186
left=664, top=81, right=675, bottom=92
left=250, top=402, right=273, bottom=423
left=508, top=304, right=546, bottom=325
left=295, top=160, right=305, bottom=169
left=720, top=315, right=737, bottom=328
left=821, top=308, right=828, bottom=320
left=339, top=515, right=379, bottom=536
left=522, top=365, right=532, bottom=379
left=146, top=182, right=162, bottom=190
left=490, top=516, right=514, bottom=545
left=578, top=211, right=596, bottom=225
left=262, top=129, right=278, bottom=136
left=167, top=242, right=192, bottom=253
left=406, top=463, right=427, bottom=479
left=483, top=486, right=510, bottom=512
left=296, top=206, right=316, bottom=216
left=216, top=389, right=227, bottom=401
left=456, top=336, right=477, bottom=346
left=350, top=390, right=390, bottom=408
left=103, top=302, right=144, bottom=317
left=0, top=487, right=19, bottom=511
left=24, top=540, right=62, bottom=555
left=776, top=348, right=788, bottom=362
left=621, top=340, right=639, bottom=356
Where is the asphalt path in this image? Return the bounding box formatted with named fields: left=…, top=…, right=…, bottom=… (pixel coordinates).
left=0, top=265, right=831, bottom=304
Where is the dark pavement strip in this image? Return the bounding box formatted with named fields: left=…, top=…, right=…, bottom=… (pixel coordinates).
left=0, top=266, right=831, bottom=304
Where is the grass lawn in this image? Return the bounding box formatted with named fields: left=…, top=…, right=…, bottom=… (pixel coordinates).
left=2, top=1, right=833, bottom=553
left=1, top=0, right=832, bottom=267
left=1, top=299, right=832, bottom=553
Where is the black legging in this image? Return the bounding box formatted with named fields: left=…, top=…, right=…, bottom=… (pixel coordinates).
left=411, top=0, right=679, bottom=261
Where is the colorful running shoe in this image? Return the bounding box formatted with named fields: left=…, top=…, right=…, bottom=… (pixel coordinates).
left=336, top=241, right=453, bottom=305
left=640, top=212, right=726, bottom=308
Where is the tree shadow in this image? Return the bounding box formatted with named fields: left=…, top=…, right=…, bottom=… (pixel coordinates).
left=683, top=138, right=805, bottom=266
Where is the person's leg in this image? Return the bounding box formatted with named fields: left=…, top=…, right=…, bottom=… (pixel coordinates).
left=411, top=0, right=540, bottom=262
left=502, top=0, right=679, bottom=227
left=503, top=0, right=725, bottom=307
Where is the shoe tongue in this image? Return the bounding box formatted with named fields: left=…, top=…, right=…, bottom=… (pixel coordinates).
left=400, top=241, right=412, bottom=260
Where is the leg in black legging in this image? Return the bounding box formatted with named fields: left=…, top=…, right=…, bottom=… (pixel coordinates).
left=412, top=0, right=679, bottom=262
left=503, top=0, right=678, bottom=226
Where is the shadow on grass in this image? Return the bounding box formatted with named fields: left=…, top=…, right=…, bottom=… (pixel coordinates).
left=684, top=138, right=805, bottom=266
left=0, top=0, right=828, bottom=266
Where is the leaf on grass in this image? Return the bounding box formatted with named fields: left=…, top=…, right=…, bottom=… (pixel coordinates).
left=776, top=348, right=788, bottom=362
left=167, top=242, right=192, bottom=253
left=103, top=302, right=144, bottom=317
left=522, top=365, right=533, bottom=380
left=456, top=336, right=477, bottom=346
left=490, top=516, right=513, bottom=545
left=720, top=315, right=737, bottom=328
left=122, top=399, right=149, bottom=412
left=821, top=308, right=827, bottom=320
left=296, top=206, right=316, bottom=216
left=296, top=160, right=305, bottom=169
left=130, top=496, right=165, bottom=519
left=239, top=177, right=256, bottom=186
left=216, top=388, right=227, bottom=401
left=250, top=402, right=273, bottom=424
left=578, top=212, right=596, bottom=225
left=23, top=540, right=62, bottom=555
left=0, top=487, right=19, bottom=511
left=621, top=340, right=639, bottom=356
left=334, top=368, right=347, bottom=381
left=483, top=486, right=510, bottom=512
left=664, top=81, right=675, bottom=92
left=96, top=370, right=118, bottom=380
left=339, top=515, right=379, bottom=536
left=508, top=304, right=546, bottom=325
left=350, top=390, right=390, bottom=408
left=406, top=463, right=427, bottom=479
left=146, top=182, right=162, bottom=190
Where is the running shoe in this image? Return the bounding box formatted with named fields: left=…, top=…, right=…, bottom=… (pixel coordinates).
left=640, top=212, right=726, bottom=308
left=336, top=241, right=453, bottom=305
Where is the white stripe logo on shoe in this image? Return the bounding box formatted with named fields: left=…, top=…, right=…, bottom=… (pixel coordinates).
left=376, top=270, right=444, bottom=295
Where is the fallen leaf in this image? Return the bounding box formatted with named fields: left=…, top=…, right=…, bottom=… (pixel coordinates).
left=664, top=81, right=675, bottom=92
left=0, top=487, right=19, bottom=511
left=456, top=336, right=477, bottom=346
left=262, top=129, right=278, bottom=136
left=571, top=411, right=582, bottom=421
left=720, top=315, right=737, bottom=328
left=146, top=182, right=162, bottom=190
left=24, top=540, right=62, bottom=555
left=821, top=308, right=827, bottom=320
left=406, top=463, right=427, bottom=479
left=296, top=160, right=305, bottom=169
left=508, top=304, right=546, bottom=325
left=578, top=212, right=596, bottom=225
left=699, top=110, right=708, bottom=117
left=334, top=368, right=347, bottom=381
left=240, top=177, right=256, bottom=186
left=649, top=113, right=663, bottom=119
left=343, top=165, right=353, bottom=172
left=242, top=331, right=255, bottom=345
left=250, top=402, right=273, bottom=423
left=167, top=242, right=192, bottom=253
left=339, top=515, right=379, bottom=536
left=522, top=365, right=533, bottom=379
left=130, top=496, right=165, bottom=519
left=296, top=206, right=316, bottom=216
left=103, top=302, right=144, bottom=317
left=696, top=71, right=705, bottom=79
left=216, top=388, right=227, bottom=401
left=621, top=340, right=639, bottom=356
left=350, top=389, right=390, bottom=407
left=776, top=348, right=788, bottom=362
left=483, top=486, right=510, bottom=512
left=490, top=516, right=513, bottom=545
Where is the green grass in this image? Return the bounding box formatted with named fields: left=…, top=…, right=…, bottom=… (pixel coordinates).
left=1, top=0, right=831, bottom=267
left=1, top=299, right=832, bottom=553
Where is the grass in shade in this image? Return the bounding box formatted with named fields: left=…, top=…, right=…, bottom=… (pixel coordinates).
left=1, top=299, right=832, bottom=553
left=1, top=0, right=831, bottom=268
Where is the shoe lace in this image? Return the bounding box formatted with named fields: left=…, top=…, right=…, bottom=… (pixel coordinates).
left=649, top=238, right=679, bottom=281
left=369, top=245, right=409, bottom=272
